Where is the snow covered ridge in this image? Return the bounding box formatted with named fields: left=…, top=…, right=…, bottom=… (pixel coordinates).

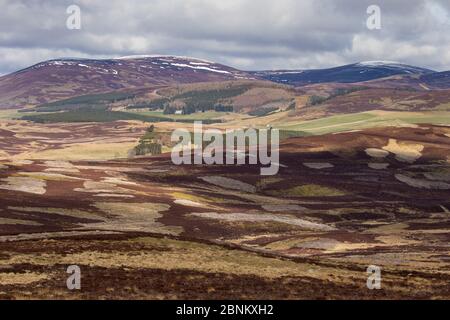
left=25, top=55, right=241, bottom=76
left=357, top=61, right=403, bottom=67
left=170, top=63, right=231, bottom=74
left=254, top=70, right=304, bottom=75
left=116, top=54, right=215, bottom=64
left=355, top=61, right=433, bottom=73
left=116, top=55, right=234, bottom=74
left=15, top=56, right=434, bottom=82
left=30, top=59, right=119, bottom=75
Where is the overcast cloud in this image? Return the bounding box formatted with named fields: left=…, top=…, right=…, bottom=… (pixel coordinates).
left=0, top=0, right=449, bottom=75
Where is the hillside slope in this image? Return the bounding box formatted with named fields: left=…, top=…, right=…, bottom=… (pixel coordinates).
left=0, top=56, right=255, bottom=109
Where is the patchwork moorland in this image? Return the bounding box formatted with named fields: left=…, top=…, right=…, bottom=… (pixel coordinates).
left=0, top=56, right=449, bottom=299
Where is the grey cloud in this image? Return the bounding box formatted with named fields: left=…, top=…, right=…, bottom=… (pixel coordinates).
left=0, top=0, right=449, bottom=74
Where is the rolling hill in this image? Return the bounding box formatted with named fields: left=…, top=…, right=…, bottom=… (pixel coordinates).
left=252, top=61, right=434, bottom=86
left=293, top=86, right=450, bottom=120
left=0, top=55, right=255, bottom=109
left=19, top=80, right=296, bottom=123
left=0, top=56, right=447, bottom=113
left=358, top=71, right=450, bottom=91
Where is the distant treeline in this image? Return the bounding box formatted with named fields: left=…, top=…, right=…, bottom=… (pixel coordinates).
left=248, top=106, right=279, bottom=117
left=21, top=109, right=221, bottom=124
left=30, top=92, right=137, bottom=112
left=126, top=98, right=170, bottom=110
left=127, top=86, right=251, bottom=114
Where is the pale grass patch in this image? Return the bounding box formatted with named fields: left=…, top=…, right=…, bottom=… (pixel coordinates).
left=5, top=160, right=33, bottom=165
left=0, top=272, right=48, bottom=285
left=16, top=172, right=83, bottom=181
left=44, top=167, right=80, bottom=173
left=264, top=237, right=313, bottom=251
left=88, top=202, right=182, bottom=235
left=94, top=194, right=135, bottom=198
left=266, top=237, right=390, bottom=254
left=362, top=223, right=410, bottom=235
left=0, top=218, right=42, bottom=226
left=268, top=184, right=347, bottom=197
left=0, top=230, right=120, bottom=242
left=74, top=180, right=134, bottom=195
left=172, top=191, right=229, bottom=206
left=0, top=177, right=46, bottom=195
left=382, top=139, right=424, bottom=163
left=174, top=199, right=205, bottom=208
left=17, top=142, right=138, bottom=161
left=190, top=212, right=335, bottom=231
left=44, top=160, right=76, bottom=168
left=101, top=177, right=137, bottom=186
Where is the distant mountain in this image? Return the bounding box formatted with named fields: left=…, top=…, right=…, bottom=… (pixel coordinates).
left=252, top=61, right=434, bottom=86
left=0, top=56, right=445, bottom=110
left=0, top=55, right=255, bottom=108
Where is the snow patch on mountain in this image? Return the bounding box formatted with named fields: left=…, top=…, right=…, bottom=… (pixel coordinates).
left=116, top=55, right=215, bottom=64
left=170, top=63, right=231, bottom=74
left=357, top=61, right=402, bottom=67
left=356, top=61, right=434, bottom=75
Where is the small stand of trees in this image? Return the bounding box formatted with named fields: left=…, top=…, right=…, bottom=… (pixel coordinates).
left=134, top=125, right=163, bottom=156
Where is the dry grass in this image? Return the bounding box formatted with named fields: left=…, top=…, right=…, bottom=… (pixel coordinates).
left=17, top=142, right=138, bottom=161
left=189, top=212, right=335, bottom=231
left=0, top=176, right=46, bottom=195
left=0, top=272, right=48, bottom=285
left=268, top=184, right=347, bottom=197
left=0, top=218, right=42, bottom=226
left=382, top=139, right=424, bottom=163
left=87, top=202, right=183, bottom=235
left=0, top=237, right=350, bottom=281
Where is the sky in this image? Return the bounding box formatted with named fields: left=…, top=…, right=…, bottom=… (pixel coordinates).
left=0, top=0, right=449, bottom=75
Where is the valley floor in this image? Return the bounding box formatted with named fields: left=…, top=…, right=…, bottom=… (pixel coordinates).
left=0, top=122, right=449, bottom=299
